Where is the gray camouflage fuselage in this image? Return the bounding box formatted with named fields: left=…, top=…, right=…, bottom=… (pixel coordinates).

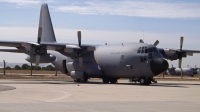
left=48, top=43, right=167, bottom=79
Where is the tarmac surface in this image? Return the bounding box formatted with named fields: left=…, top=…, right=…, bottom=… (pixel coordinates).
left=0, top=79, right=200, bottom=112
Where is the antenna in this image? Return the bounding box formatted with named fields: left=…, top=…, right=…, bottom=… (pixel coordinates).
left=143, top=30, right=144, bottom=41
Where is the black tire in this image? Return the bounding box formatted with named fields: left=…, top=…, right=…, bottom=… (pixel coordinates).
left=110, top=78, right=117, bottom=84
left=146, top=78, right=152, bottom=85
left=74, top=79, right=81, bottom=83
left=81, top=77, right=88, bottom=83
left=102, top=78, right=109, bottom=83
left=140, top=78, right=147, bottom=85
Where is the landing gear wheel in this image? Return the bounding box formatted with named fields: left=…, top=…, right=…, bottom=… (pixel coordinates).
left=81, top=77, right=88, bottom=83
left=102, top=78, right=109, bottom=83
left=73, top=79, right=81, bottom=83
left=140, top=78, right=147, bottom=85
left=110, top=78, right=118, bottom=84
left=146, top=78, right=152, bottom=85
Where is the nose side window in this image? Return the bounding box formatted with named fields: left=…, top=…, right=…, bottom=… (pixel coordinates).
left=148, top=48, right=153, bottom=52
left=148, top=47, right=153, bottom=59
left=145, top=47, right=148, bottom=53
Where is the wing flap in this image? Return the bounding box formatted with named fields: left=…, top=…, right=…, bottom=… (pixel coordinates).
left=0, top=49, right=21, bottom=53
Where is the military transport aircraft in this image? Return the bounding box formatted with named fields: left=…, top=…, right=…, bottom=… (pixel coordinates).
left=0, top=4, right=199, bottom=85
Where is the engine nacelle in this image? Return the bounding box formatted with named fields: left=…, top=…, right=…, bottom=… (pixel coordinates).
left=70, top=71, right=84, bottom=79
left=25, top=53, right=56, bottom=63
left=159, top=49, right=178, bottom=60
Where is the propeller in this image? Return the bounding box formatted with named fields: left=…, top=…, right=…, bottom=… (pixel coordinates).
left=176, top=36, right=184, bottom=78
left=62, top=31, right=95, bottom=68
left=153, top=40, right=159, bottom=46
left=78, top=31, right=81, bottom=47
left=77, top=31, right=83, bottom=68
left=20, top=27, right=45, bottom=66
left=139, top=39, right=144, bottom=43
left=178, top=36, right=184, bottom=68
left=35, top=26, right=43, bottom=65
left=139, top=39, right=159, bottom=46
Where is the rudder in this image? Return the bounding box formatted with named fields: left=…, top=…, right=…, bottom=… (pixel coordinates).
left=37, top=3, right=56, bottom=43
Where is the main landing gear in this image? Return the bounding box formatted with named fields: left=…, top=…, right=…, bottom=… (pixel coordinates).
left=73, top=77, right=88, bottom=83
left=102, top=78, right=118, bottom=84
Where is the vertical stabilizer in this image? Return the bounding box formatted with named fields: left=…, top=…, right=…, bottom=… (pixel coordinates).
left=37, top=3, right=56, bottom=43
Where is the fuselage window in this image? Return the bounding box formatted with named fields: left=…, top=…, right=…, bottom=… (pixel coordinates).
left=121, top=55, right=124, bottom=59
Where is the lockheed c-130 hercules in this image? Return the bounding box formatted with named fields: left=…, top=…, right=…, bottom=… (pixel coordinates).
left=0, top=4, right=200, bottom=85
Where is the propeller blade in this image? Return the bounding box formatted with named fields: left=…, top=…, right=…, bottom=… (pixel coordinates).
left=153, top=40, right=159, bottom=46
left=180, top=36, right=184, bottom=51
left=178, top=58, right=182, bottom=68
left=77, top=31, right=81, bottom=47
left=35, top=55, right=40, bottom=66
left=79, top=57, right=83, bottom=68
left=139, top=39, right=144, bottom=43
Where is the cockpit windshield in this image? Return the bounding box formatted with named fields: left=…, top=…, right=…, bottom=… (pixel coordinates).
left=137, top=46, right=148, bottom=53
left=137, top=46, right=159, bottom=53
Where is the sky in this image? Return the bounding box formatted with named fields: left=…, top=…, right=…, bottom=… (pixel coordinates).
left=0, top=0, right=200, bottom=68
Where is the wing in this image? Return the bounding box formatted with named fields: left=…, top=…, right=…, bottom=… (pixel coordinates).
left=0, top=41, right=23, bottom=53
left=0, top=40, right=39, bottom=54
left=0, top=41, right=22, bottom=47
left=159, top=48, right=200, bottom=60
left=40, top=42, right=95, bottom=52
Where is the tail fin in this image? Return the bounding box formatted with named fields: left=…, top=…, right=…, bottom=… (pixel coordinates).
left=37, top=3, right=56, bottom=43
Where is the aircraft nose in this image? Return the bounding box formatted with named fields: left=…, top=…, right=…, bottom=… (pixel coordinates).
left=150, top=58, right=169, bottom=75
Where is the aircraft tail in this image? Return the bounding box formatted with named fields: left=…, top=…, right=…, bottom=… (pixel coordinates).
left=37, top=3, right=56, bottom=43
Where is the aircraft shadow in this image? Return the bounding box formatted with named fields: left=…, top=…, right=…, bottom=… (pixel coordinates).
left=0, top=80, right=200, bottom=88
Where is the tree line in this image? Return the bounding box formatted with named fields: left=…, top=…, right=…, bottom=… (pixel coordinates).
left=5, top=64, right=56, bottom=71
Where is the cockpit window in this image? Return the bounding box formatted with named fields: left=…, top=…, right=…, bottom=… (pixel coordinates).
left=148, top=48, right=153, bottom=52
left=145, top=47, right=148, bottom=53
left=148, top=47, right=159, bottom=52
left=138, top=46, right=148, bottom=53
left=153, top=48, right=158, bottom=52
left=141, top=47, right=145, bottom=53
left=137, top=47, right=141, bottom=53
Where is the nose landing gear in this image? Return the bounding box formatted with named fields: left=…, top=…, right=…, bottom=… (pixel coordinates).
left=129, top=77, right=157, bottom=85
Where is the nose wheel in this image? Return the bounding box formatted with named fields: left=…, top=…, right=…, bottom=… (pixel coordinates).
left=139, top=77, right=155, bottom=85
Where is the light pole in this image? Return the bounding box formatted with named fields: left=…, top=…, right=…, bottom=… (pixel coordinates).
left=3, top=60, right=5, bottom=75
left=30, top=63, right=33, bottom=76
